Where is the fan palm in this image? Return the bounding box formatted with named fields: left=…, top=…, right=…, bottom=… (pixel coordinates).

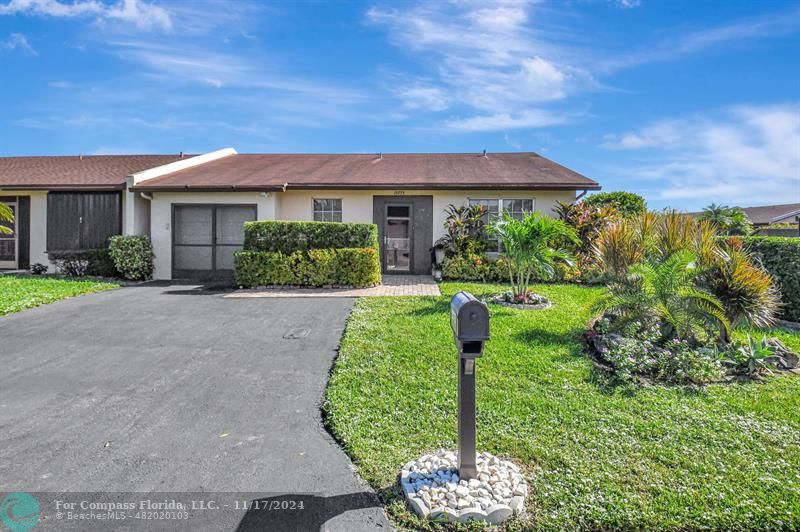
left=596, top=250, right=731, bottom=342
left=489, top=212, right=579, bottom=297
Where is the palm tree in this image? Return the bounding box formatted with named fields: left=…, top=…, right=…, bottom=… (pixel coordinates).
left=596, top=250, right=730, bottom=342
left=0, top=202, right=12, bottom=235
left=489, top=212, right=578, bottom=298
left=699, top=203, right=732, bottom=228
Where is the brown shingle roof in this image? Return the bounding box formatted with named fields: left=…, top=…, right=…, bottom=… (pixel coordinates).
left=740, top=203, right=800, bottom=225
left=131, top=152, right=600, bottom=191
left=0, top=155, right=192, bottom=190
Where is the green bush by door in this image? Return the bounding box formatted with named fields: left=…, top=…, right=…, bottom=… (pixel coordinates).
left=235, top=221, right=381, bottom=288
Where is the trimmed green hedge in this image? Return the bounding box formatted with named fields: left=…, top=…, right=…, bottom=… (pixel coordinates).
left=442, top=254, right=511, bottom=283
left=109, top=235, right=154, bottom=281
left=234, top=248, right=381, bottom=288
left=740, top=236, right=800, bottom=321
left=243, top=220, right=378, bottom=254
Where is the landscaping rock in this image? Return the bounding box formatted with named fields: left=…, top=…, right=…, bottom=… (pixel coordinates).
left=400, top=449, right=528, bottom=524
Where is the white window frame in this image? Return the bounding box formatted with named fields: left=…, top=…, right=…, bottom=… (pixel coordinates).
left=312, top=198, right=343, bottom=222
left=468, top=197, right=536, bottom=253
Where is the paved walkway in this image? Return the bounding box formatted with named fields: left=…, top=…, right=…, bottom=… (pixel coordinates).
left=0, top=285, right=390, bottom=531
left=227, top=274, right=441, bottom=298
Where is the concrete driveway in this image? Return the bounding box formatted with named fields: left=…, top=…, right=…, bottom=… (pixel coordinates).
left=0, top=284, right=391, bottom=531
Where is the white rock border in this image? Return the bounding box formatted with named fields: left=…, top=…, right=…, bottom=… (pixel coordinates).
left=400, top=449, right=528, bottom=524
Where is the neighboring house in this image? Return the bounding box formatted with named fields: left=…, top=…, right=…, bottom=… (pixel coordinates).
left=0, top=148, right=600, bottom=280
left=740, top=203, right=800, bottom=235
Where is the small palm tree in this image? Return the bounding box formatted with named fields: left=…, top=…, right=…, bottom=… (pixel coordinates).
left=698, top=203, right=752, bottom=236
left=0, top=202, right=12, bottom=235
left=489, top=212, right=578, bottom=298
left=597, top=250, right=731, bottom=342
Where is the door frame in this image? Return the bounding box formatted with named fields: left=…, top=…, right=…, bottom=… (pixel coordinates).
left=382, top=202, right=414, bottom=274
left=0, top=199, right=18, bottom=269
left=171, top=203, right=257, bottom=281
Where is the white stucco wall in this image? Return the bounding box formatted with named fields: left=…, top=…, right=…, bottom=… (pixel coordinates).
left=149, top=191, right=277, bottom=280
left=0, top=190, right=50, bottom=271
left=277, top=189, right=576, bottom=241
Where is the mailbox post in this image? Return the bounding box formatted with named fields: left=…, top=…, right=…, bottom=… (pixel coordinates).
left=450, top=291, right=490, bottom=480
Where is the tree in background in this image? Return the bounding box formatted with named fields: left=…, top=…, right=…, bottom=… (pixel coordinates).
left=698, top=203, right=753, bottom=236
left=555, top=201, right=621, bottom=281
left=581, top=191, right=646, bottom=217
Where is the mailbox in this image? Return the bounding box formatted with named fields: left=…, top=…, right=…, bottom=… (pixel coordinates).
left=450, top=291, right=490, bottom=480
left=450, top=291, right=490, bottom=357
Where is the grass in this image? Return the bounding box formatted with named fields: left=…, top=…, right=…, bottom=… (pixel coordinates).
left=324, top=282, right=800, bottom=530
left=0, top=275, right=119, bottom=316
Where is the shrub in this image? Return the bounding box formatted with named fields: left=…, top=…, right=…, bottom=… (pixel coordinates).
left=555, top=201, right=620, bottom=281
left=49, top=249, right=119, bottom=277
left=108, top=236, right=154, bottom=281
left=703, top=241, right=780, bottom=328
left=739, top=236, right=800, bottom=321
left=30, top=263, right=48, bottom=275
left=243, top=221, right=378, bottom=253
left=581, top=191, right=646, bottom=217
left=436, top=204, right=489, bottom=257
left=441, top=254, right=511, bottom=283
left=234, top=248, right=381, bottom=288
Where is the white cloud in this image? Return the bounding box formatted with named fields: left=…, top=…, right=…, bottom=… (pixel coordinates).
left=616, top=0, right=640, bottom=8
left=367, top=1, right=590, bottom=131
left=2, top=32, right=36, bottom=54
left=602, top=104, right=800, bottom=204
left=0, top=0, right=172, bottom=31
left=443, top=109, right=567, bottom=132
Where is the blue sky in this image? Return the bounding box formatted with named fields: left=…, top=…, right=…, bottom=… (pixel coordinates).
left=0, top=0, right=798, bottom=210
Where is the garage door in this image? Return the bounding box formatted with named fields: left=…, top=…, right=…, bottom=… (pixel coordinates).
left=172, top=204, right=257, bottom=281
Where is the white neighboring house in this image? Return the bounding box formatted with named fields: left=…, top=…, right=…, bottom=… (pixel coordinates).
left=0, top=149, right=601, bottom=280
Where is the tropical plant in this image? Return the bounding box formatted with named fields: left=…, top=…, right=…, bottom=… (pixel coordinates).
left=555, top=201, right=620, bottom=279
left=722, top=335, right=780, bottom=376
left=436, top=204, right=489, bottom=258
left=703, top=240, right=780, bottom=330
left=698, top=204, right=753, bottom=236
left=0, top=202, right=13, bottom=235
left=581, top=191, right=646, bottom=217
left=489, top=212, right=579, bottom=298
left=593, top=211, right=658, bottom=280
left=596, top=251, right=730, bottom=343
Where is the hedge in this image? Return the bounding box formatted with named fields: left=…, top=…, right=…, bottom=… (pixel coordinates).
left=49, top=249, right=119, bottom=278
left=740, top=236, right=800, bottom=321
left=234, top=248, right=381, bottom=288
left=243, top=220, right=378, bottom=254
left=442, top=254, right=512, bottom=283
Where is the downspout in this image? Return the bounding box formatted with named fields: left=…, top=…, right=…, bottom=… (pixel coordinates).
left=574, top=189, right=588, bottom=204
left=140, top=192, right=153, bottom=201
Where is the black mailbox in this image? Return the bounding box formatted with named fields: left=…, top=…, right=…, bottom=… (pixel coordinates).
left=450, top=291, right=490, bottom=357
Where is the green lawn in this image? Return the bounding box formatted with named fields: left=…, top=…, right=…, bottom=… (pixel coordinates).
left=0, top=276, right=119, bottom=316
left=324, top=282, right=800, bottom=530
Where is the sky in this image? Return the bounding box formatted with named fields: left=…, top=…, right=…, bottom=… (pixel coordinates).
left=0, top=0, right=798, bottom=211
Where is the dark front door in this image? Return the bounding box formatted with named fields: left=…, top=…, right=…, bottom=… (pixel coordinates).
left=172, top=204, right=257, bottom=281
left=373, top=195, right=433, bottom=275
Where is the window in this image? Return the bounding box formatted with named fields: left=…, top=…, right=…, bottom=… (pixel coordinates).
left=313, top=199, right=342, bottom=222
left=469, top=198, right=535, bottom=252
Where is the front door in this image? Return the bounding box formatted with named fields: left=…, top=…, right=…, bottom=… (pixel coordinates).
left=0, top=201, right=17, bottom=269
left=384, top=204, right=412, bottom=272
left=172, top=204, right=257, bottom=281
left=373, top=195, right=433, bottom=275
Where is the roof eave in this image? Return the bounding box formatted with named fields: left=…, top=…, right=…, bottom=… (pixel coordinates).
left=0, top=184, right=125, bottom=191
left=131, top=182, right=601, bottom=192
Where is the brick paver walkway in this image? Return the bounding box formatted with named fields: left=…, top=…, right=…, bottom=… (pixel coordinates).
left=225, top=275, right=441, bottom=298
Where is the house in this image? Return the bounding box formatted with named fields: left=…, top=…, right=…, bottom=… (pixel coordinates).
left=0, top=148, right=600, bottom=280
left=740, top=203, right=800, bottom=236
